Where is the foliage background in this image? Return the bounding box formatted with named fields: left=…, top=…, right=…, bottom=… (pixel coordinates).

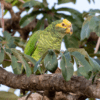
left=0, top=0, right=100, bottom=98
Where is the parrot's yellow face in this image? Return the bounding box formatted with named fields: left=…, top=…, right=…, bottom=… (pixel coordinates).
left=55, top=19, right=73, bottom=35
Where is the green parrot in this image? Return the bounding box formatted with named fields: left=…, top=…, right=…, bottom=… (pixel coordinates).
left=24, top=19, right=73, bottom=62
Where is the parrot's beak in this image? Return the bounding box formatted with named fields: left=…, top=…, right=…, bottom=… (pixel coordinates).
left=66, top=25, right=73, bottom=35
left=70, top=26, right=73, bottom=35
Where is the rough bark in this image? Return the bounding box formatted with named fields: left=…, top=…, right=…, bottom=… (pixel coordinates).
left=0, top=67, right=100, bottom=99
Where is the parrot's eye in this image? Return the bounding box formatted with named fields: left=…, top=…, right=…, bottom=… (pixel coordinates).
left=62, top=23, right=65, bottom=26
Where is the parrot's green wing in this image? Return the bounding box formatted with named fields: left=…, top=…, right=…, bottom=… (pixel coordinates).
left=24, top=30, right=41, bottom=56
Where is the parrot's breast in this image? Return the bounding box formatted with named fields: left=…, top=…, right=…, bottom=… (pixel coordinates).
left=32, top=31, right=62, bottom=61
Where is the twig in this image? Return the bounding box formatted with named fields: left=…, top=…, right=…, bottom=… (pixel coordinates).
left=25, top=91, right=44, bottom=100
left=19, top=0, right=25, bottom=3
left=94, top=37, right=100, bottom=53
left=4, top=59, right=34, bottom=66
left=1, top=1, right=4, bottom=32
left=25, top=91, right=33, bottom=100
left=2, top=1, right=18, bottom=21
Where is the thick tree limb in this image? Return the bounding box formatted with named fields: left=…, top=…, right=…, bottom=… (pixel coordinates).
left=0, top=67, right=100, bottom=99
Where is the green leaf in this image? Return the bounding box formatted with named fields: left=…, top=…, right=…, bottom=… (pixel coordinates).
left=23, top=0, right=41, bottom=8
left=46, top=15, right=54, bottom=24
left=14, top=40, right=25, bottom=50
left=81, top=16, right=100, bottom=40
left=78, top=67, right=88, bottom=77
left=34, top=58, right=42, bottom=74
left=58, top=0, right=76, bottom=4
left=11, top=49, right=31, bottom=77
left=60, top=52, right=73, bottom=81
left=2, top=55, right=11, bottom=67
left=0, top=36, right=3, bottom=41
left=32, top=16, right=45, bottom=32
left=3, top=31, right=16, bottom=48
left=94, top=21, right=100, bottom=37
left=20, top=10, right=45, bottom=28
left=82, top=11, right=89, bottom=18
left=0, top=47, right=4, bottom=63
left=3, top=31, right=11, bottom=41
left=81, top=19, right=91, bottom=40
left=20, top=16, right=34, bottom=28
left=5, top=48, right=12, bottom=54
left=33, top=50, right=48, bottom=74
left=2, top=49, right=11, bottom=68
left=64, top=35, right=79, bottom=48
left=71, top=52, right=92, bottom=73
left=0, top=91, right=18, bottom=100
left=89, top=16, right=100, bottom=37
left=11, top=55, right=21, bottom=74
left=68, top=48, right=89, bottom=59
left=12, top=0, right=19, bottom=6
left=89, top=16, right=98, bottom=30
left=44, top=50, right=58, bottom=72
left=89, top=57, right=100, bottom=71
left=54, top=13, right=70, bottom=20
left=23, top=54, right=37, bottom=74
left=74, top=55, right=90, bottom=78
left=89, top=9, right=100, bottom=15
left=24, top=54, right=36, bottom=65
left=57, top=7, right=83, bottom=21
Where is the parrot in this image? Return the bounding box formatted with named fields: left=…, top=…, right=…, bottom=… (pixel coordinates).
left=24, top=19, right=73, bottom=62
left=21, top=19, right=73, bottom=95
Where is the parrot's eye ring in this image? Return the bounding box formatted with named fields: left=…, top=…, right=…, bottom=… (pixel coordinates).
left=62, top=23, right=65, bottom=26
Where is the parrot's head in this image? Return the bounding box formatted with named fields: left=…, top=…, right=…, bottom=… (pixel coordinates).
left=55, top=19, right=73, bottom=35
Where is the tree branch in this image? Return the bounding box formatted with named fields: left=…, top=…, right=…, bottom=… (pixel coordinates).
left=0, top=17, right=37, bottom=40
left=4, top=59, right=34, bottom=67
left=0, top=1, right=49, bottom=40
left=0, top=67, right=100, bottom=99
left=0, top=1, right=36, bottom=40
left=1, top=1, right=4, bottom=32
left=3, top=0, right=19, bottom=21
left=94, top=37, right=100, bottom=53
